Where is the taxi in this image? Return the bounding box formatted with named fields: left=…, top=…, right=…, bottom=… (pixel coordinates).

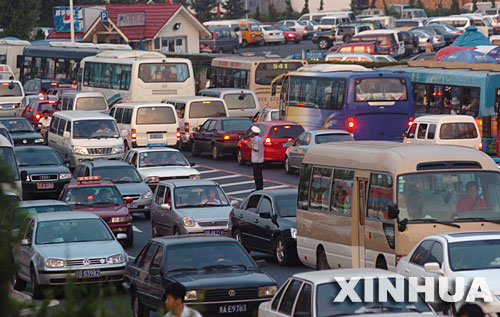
left=60, top=176, right=134, bottom=247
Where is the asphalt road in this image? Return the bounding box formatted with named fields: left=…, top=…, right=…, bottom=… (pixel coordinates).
left=237, top=39, right=319, bottom=58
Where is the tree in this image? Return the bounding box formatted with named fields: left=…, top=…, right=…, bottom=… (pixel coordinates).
left=32, top=28, right=46, bottom=41
left=350, top=0, right=358, bottom=12
left=254, top=5, right=262, bottom=21
left=370, top=0, right=376, bottom=9
left=0, top=0, right=41, bottom=40
left=190, top=0, right=217, bottom=22
left=319, top=0, right=324, bottom=11
left=450, top=0, right=460, bottom=14
left=409, top=0, right=415, bottom=8
left=285, top=0, right=295, bottom=19
left=223, top=0, right=246, bottom=19
left=492, top=0, right=496, bottom=8
left=473, top=0, right=478, bottom=11
left=415, top=0, right=425, bottom=9
left=301, top=0, right=309, bottom=15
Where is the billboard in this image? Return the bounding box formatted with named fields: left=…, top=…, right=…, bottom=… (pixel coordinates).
left=53, top=7, right=84, bottom=33
left=117, top=13, right=146, bottom=27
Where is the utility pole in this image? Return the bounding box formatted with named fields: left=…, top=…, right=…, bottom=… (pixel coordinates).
left=70, top=0, right=75, bottom=42
left=245, top=0, right=248, bottom=18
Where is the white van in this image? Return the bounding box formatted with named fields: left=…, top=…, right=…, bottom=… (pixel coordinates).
left=0, top=64, right=14, bottom=80
left=427, top=16, right=491, bottom=38
left=357, top=29, right=406, bottom=56
left=0, top=134, right=22, bottom=199
left=401, top=8, right=427, bottom=19
left=204, top=20, right=242, bottom=44
left=161, top=96, right=228, bottom=148
left=404, top=115, right=481, bottom=150
left=110, top=103, right=179, bottom=150
left=48, top=111, right=124, bottom=168
left=0, top=80, right=24, bottom=117
left=318, top=15, right=350, bottom=31
left=56, top=91, right=109, bottom=112
left=197, top=88, right=260, bottom=117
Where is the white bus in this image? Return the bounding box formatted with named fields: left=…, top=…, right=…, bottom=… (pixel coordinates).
left=80, top=50, right=195, bottom=105
left=0, top=40, right=31, bottom=80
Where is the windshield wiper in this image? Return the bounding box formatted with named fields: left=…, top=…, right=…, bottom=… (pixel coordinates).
left=167, top=268, right=199, bottom=273
left=177, top=204, right=204, bottom=208
left=408, top=219, right=460, bottom=228
left=201, top=264, right=234, bottom=271
left=452, top=217, right=500, bottom=224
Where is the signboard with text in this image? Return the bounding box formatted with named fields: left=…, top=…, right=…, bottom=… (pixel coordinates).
left=117, top=13, right=146, bottom=27
left=53, top=7, right=84, bottom=33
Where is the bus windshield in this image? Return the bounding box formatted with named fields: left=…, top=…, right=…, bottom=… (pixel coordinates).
left=398, top=171, right=500, bottom=222
left=355, top=77, right=408, bottom=102
left=0, top=82, right=22, bottom=97
left=255, top=62, right=304, bottom=85
left=138, top=63, right=189, bottom=83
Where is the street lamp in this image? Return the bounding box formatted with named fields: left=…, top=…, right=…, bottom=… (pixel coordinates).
left=70, top=0, right=75, bottom=43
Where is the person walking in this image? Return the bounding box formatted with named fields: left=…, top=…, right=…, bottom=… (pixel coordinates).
left=425, top=39, right=434, bottom=53
left=249, top=126, right=264, bottom=191
left=163, top=282, right=202, bottom=317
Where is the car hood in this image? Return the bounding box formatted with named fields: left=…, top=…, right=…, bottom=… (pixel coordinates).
left=71, top=205, right=129, bottom=217
left=19, top=164, right=70, bottom=175
left=456, top=270, right=500, bottom=294
left=11, top=132, right=43, bottom=140
left=36, top=240, right=124, bottom=259
left=177, top=206, right=232, bottom=220
left=138, top=166, right=199, bottom=178
left=166, top=269, right=275, bottom=289
left=115, top=181, right=150, bottom=196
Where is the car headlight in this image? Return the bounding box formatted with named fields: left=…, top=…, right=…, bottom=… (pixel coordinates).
left=107, top=254, right=125, bottom=264
left=147, top=176, right=159, bottom=183
left=191, top=174, right=201, bottom=179
left=59, top=173, right=72, bottom=180
left=73, top=146, right=88, bottom=155
left=45, top=258, right=65, bottom=268
left=258, top=285, right=278, bottom=297
left=34, top=138, right=44, bottom=143
left=290, top=228, right=297, bottom=239
left=184, top=289, right=199, bottom=301
left=183, top=216, right=196, bottom=227
left=111, top=216, right=131, bottom=223
left=142, top=191, right=153, bottom=199
left=251, top=34, right=256, bottom=38
left=111, top=145, right=124, bottom=154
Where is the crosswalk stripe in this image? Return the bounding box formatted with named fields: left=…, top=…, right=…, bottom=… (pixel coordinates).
left=205, top=174, right=242, bottom=181
left=227, top=184, right=291, bottom=196
left=221, top=180, right=256, bottom=187
left=198, top=169, right=220, bottom=174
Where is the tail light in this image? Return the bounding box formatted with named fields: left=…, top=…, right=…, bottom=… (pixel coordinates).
left=35, top=114, right=41, bottom=120
left=396, top=255, right=402, bottom=265
left=264, top=137, right=272, bottom=145
left=131, top=128, right=137, bottom=139
left=184, top=122, right=189, bottom=133
left=176, top=127, right=181, bottom=138
left=476, top=119, right=483, bottom=128
left=48, top=100, right=56, bottom=104
left=269, top=32, right=273, bottom=36
left=408, top=117, right=414, bottom=127
left=347, top=117, right=355, bottom=132
left=223, top=135, right=231, bottom=140
left=479, top=141, right=483, bottom=151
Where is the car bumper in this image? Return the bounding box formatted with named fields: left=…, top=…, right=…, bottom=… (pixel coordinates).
left=132, top=138, right=177, bottom=147
left=108, top=223, right=132, bottom=235
left=72, top=153, right=123, bottom=166
left=216, top=141, right=239, bottom=153
left=37, top=265, right=126, bottom=285
left=127, top=198, right=152, bottom=213
left=183, top=225, right=229, bottom=236
left=188, top=297, right=272, bottom=317
left=22, top=180, right=70, bottom=198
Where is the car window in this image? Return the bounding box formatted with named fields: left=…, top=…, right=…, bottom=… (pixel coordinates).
left=115, top=107, right=124, bottom=124
left=407, top=123, right=417, bottom=139
left=246, top=194, right=261, bottom=212
left=165, top=187, right=172, bottom=205
left=428, top=242, right=443, bottom=266
left=410, top=240, right=434, bottom=266
left=199, top=120, right=211, bottom=132
left=50, top=116, right=59, bottom=134
left=259, top=197, right=273, bottom=213
left=278, top=279, right=302, bottom=314
left=58, top=119, right=66, bottom=136
left=151, top=245, right=163, bottom=269
left=427, top=124, right=436, bottom=140
left=417, top=123, right=427, bottom=139
left=294, top=283, right=312, bottom=317
left=134, top=243, right=149, bottom=265
left=139, top=243, right=158, bottom=271
left=271, top=280, right=290, bottom=310
left=131, top=153, right=138, bottom=166
left=207, top=120, right=217, bottom=132
left=25, top=219, right=34, bottom=243
left=123, top=109, right=132, bottom=124
left=155, top=185, right=166, bottom=205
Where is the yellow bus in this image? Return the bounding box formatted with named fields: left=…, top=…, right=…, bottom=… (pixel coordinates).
left=207, top=57, right=306, bottom=109
left=296, top=141, right=500, bottom=271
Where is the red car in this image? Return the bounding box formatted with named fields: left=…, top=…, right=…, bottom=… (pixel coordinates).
left=237, top=121, right=304, bottom=165
left=21, top=96, right=57, bottom=127
left=271, top=23, right=302, bottom=43
left=336, top=41, right=380, bottom=55
left=46, top=86, right=77, bottom=99
left=60, top=176, right=134, bottom=247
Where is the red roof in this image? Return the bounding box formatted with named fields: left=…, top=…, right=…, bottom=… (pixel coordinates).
left=47, top=31, right=84, bottom=39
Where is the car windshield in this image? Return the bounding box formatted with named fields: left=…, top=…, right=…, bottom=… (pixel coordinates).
left=0, top=119, right=33, bottom=132
left=316, top=278, right=431, bottom=316
left=315, top=133, right=354, bottom=144
left=93, top=166, right=143, bottom=183
left=275, top=194, right=297, bottom=217
left=269, top=125, right=304, bottom=138
left=174, top=185, right=229, bottom=208
left=139, top=151, right=189, bottom=167
left=222, top=119, right=253, bottom=131
left=16, top=147, right=61, bottom=166
left=64, top=186, right=124, bottom=206
left=0, top=128, right=12, bottom=143
left=275, top=24, right=290, bottom=31
left=262, top=26, right=275, bottom=31
left=20, top=205, right=72, bottom=213
left=223, top=93, right=256, bottom=110
left=36, top=219, right=114, bottom=244
left=76, top=97, right=107, bottom=111
left=449, top=239, right=500, bottom=271
left=73, top=120, right=119, bottom=139
left=136, top=106, right=176, bottom=124
left=0, top=146, right=19, bottom=180
left=249, top=24, right=261, bottom=31
left=397, top=171, right=500, bottom=222
left=0, top=82, right=22, bottom=97
left=165, top=241, right=255, bottom=272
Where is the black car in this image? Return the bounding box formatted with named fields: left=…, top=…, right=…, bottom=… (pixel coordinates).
left=15, top=146, right=71, bottom=199
left=412, top=26, right=457, bottom=46
left=191, top=117, right=253, bottom=160
left=230, top=189, right=298, bottom=266
left=123, top=235, right=277, bottom=317
left=23, top=78, right=60, bottom=95
left=0, top=118, right=44, bottom=146
left=399, top=30, right=419, bottom=55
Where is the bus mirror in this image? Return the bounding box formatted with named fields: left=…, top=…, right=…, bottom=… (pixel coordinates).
left=387, top=204, right=399, bottom=219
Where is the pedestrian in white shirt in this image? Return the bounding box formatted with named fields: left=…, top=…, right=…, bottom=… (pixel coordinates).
left=163, top=282, right=202, bottom=317
left=249, top=125, right=264, bottom=190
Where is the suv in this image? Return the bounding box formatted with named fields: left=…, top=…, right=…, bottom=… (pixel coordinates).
left=336, top=41, right=379, bottom=55
left=278, top=20, right=313, bottom=39
left=55, top=91, right=108, bottom=112
left=0, top=80, right=24, bottom=117
left=314, top=24, right=370, bottom=49
left=71, top=160, right=153, bottom=219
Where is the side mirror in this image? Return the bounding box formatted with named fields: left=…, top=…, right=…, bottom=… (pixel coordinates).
left=124, top=197, right=134, bottom=204
left=143, top=176, right=152, bottom=183
left=387, top=204, right=399, bottom=219
left=20, top=170, right=28, bottom=181
left=190, top=162, right=196, bottom=167
left=116, top=233, right=127, bottom=240
left=231, top=200, right=239, bottom=207
left=259, top=211, right=271, bottom=219
left=424, top=262, right=442, bottom=275
left=161, top=203, right=171, bottom=210
left=255, top=259, right=266, bottom=268
left=149, top=266, right=161, bottom=276
left=63, top=131, right=70, bottom=138
left=20, top=239, right=30, bottom=246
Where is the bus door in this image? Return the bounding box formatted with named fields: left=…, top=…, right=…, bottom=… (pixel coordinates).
left=352, top=173, right=369, bottom=268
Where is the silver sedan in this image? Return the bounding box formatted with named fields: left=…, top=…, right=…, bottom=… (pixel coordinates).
left=13, top=211, right=127, bottom=299
left=284, top=129, right=354, bottom=173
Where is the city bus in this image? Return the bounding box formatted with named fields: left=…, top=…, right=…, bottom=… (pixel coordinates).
left=380, top=61, right=500, bottom=155
left=0, top=39, right=31, bottom=80
left=271, top=64, right=414, bottom=140
left=296, top=141, right=500, bottom=271
left=207, top=57, right=306, bottom=108
left=80, top=50, right=195, bottom=104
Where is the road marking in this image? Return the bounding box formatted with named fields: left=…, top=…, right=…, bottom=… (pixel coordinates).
left=205, top=174, right=242, bottom=181
left=227, top=185, right=291, bottom=196
left=221, top=180, right=256, bottom=187
left=133, top=226, right=142, bottom=233
left=198, top=169, right=221, bottom=174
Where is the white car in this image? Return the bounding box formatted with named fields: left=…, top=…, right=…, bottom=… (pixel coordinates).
left=260, top=25, right=285, bottom=44
left=259, top=269, right=436, bottom=316
left=397, top=231, right=500, bottom=315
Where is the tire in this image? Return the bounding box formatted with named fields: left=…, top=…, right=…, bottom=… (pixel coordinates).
left=241, top=40, right=248, bottom=48
left=31, top=267, right=44, bottom=299
left=284, top=156, right=294, bottom=174
left=317, top=248, right=329, bottom=270
left=231, top=47, right=238, bottom=54
left=144, top=210, right=151, bottom=220
left=212, top=144, right=221, bottom=160
left=233, top=228, right=249, bottom=252
left=125, top=229, right=134, bottom=247
left=191, top=141, right=200, bottom=157
left=152, top=221, right=159, bottom=238
left=273, top=236, right=290, bottom=266
left=131, top=290, right=147, bottom=317
left=259, top=40, right=265, bottom=46
left=124, top=141, right=130, bottom=153
left=237, top=149, right=246, bottom=165
left=318, top=38, right=330, bottom=50
left=13, top=272, right=26, bottom=291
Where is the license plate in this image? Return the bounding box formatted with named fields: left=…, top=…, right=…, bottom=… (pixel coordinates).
left=0, top=104, right=14, bottom=109
left=204, top=229, right=224, bottom=235
left=37, top=182, right=54, bottom=189
left=149, top=134, right=163, bottom=139
left=75, top=269, right=100, bottom=278
left=219, top=304, right=247, bottom=314
left=283, top=143, right=289, bottom=148
left=146, top=143, right=166, bottom=147
left=128, top=202, right=137, bottom=209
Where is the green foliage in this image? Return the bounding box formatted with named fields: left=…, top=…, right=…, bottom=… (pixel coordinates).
left=415, top=0, right=425, bottom=9
left=285, top=0, right=295, bottom=19
left=409, top=0, right=415, bottom=8
left=309, top=59, right=407, bottom=68
left=451, top=0, right=461, bottom=14
left=32, top=29, right=46, bottom=41
left=190, top=0, right=217, bottom=22
left=250, top=3, right=300, bottom=22
left=223, top=0, right=246, bottom=19
left=0, top=0, right=41, bottom=40
left=301, top=0, right=309, bottom=15
left=319, top=0, right=324, bottom=11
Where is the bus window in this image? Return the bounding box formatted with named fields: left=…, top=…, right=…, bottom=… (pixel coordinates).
left=298, top=164, right=312, bottom=210
left=254, top=62, right=304, bottom=86
left=355, top=78, right=407, bottom=102
left=367, top=173, right=393, bottom=220
left=139, top=63, right=189, bottom=83
left=309, top=167, right=332, bottom=211
left=330, top=169, right=354, bottom=215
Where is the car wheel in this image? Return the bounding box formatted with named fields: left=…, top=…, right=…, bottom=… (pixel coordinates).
left=13, top=272, right=26, bottom=291
left=131, top=290, right=147, bottom=317
left=31, top=267, right=44, bottom=299
left=317, top=248, right=329, bottom=270
left=241, top=40, right=248, bottom=48
left=152, top=221, right=159, bottom=238
left=212, top=144, right=221, bottom=160
left=284, top=156, right=294, bottom=174
left=237, top=149, right=246, bottom=165
left=273, top=236, right=290, bottom=266
left=318, top=39, right=330, bottom=50
left=125, top=229, right=134, bottom=247
left=233, top=228, right=249, bottom=252
left=144, top=210, right=151, bottom=220
left=124, top=141, right=130, bottom=153
left=191, top=142, right=200, bottom=157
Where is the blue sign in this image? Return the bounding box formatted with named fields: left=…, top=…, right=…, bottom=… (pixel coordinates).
left=53, top=7, right=84, bottom=33
left=100, top=11, right=109, bottom=22
left=292, top=51, right=326, bottom=60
